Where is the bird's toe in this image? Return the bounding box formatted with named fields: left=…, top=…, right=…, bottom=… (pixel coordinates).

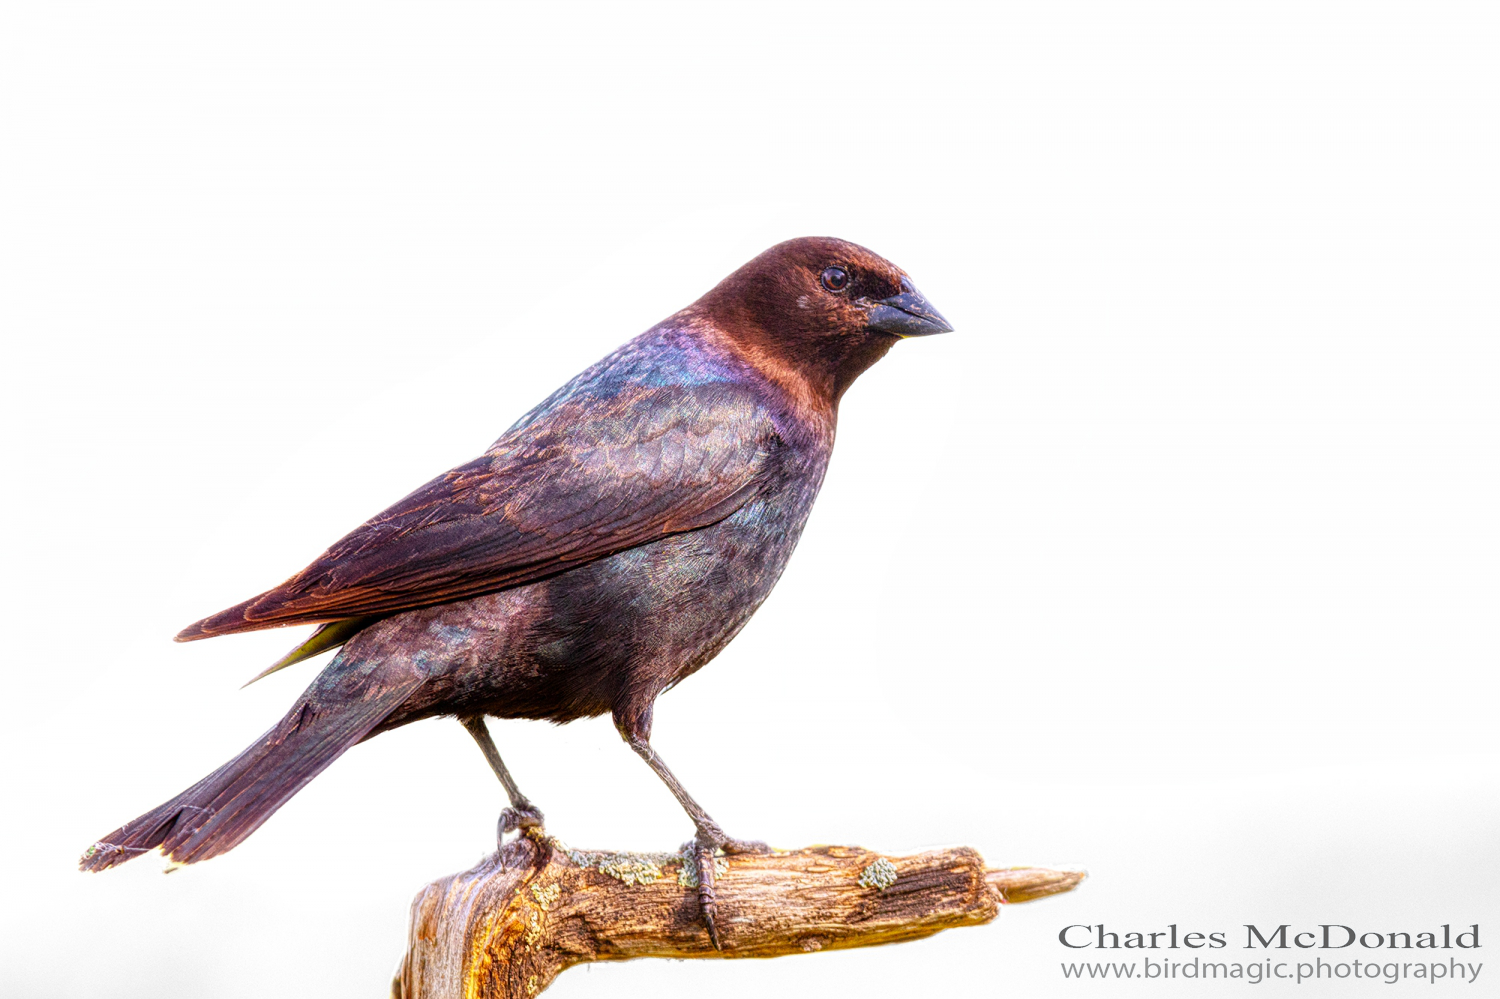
left=498, top=802, right=546, bottom=838
left=688, top=836, right=725, bottom=950
left=721, top=836, right=770, bottom=855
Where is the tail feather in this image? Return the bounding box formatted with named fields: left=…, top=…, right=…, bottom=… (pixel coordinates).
left=80, top=667, right=423, bottom=872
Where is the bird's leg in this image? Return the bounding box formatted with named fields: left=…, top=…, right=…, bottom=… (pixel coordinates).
left=461, top=716, right=544, bottom=838
left=617, top=714, right=768, bottom=949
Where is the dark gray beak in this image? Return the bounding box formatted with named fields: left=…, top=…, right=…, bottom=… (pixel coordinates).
left=863, top=276, right=954, bottom=337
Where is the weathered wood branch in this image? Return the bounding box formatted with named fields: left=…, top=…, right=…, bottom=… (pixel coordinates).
left=394, top=830, right=1084, bottom=998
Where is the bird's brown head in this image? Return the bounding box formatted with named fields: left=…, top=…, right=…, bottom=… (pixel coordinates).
left=693, top=237, right=953, bottom=409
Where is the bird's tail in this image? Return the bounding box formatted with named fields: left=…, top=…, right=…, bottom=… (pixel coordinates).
left=79, top=658, right=424, bottom=872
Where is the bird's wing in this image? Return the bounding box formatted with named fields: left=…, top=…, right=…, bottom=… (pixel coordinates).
left=178, top=382, right=777, bottom=640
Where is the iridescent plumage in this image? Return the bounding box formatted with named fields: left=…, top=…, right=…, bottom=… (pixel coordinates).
left=80, top=236, right=953, bottom=946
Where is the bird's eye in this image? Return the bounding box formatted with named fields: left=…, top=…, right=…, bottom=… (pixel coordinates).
left=820, top=266, right=849, bottom=292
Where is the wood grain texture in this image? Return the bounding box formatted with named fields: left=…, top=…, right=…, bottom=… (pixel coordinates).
left=394, top=831, right=1085, bottom=998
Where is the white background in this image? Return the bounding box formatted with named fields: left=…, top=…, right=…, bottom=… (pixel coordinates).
left=3, top=2, right=1497, bottom=996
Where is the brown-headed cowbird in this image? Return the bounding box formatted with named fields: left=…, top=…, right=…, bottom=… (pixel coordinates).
left=80, top=236, right=952, bottom=946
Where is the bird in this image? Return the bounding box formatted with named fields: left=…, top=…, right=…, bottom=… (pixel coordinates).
left=79, top=236, right=953, bottom=947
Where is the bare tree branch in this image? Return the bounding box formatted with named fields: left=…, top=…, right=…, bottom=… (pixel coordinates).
left=395, top=830, right=1085, bottom=998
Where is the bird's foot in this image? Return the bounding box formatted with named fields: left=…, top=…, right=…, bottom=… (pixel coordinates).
left=686, top=823, right=771, bottom=950
left=497, top=801, right=545, bottom=840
